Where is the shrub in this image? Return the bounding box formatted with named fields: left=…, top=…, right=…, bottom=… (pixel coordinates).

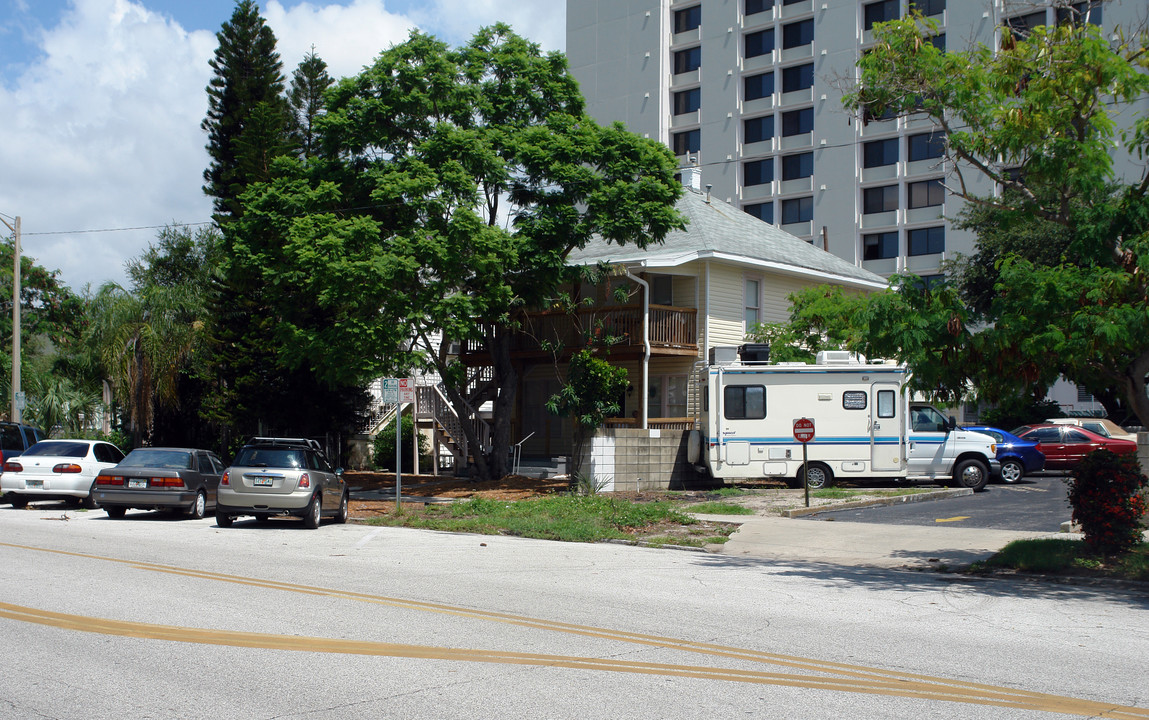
left=373, top=413, right=430, bottom=473
left=1066, top=450, right=1147, bottom=557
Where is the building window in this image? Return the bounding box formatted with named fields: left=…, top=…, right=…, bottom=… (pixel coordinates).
left=928, top=33, right=946, bottom=51
left=862, top=184, right=898, bottom=214
left=744, top=158, right=774, bottom=186
left=781, top=63, right=814, bottom=93
left=744, top=72, right=774, bottom=101
left=864, top=0, right=900, bottom=31
left=907, top=226, right=944, bottom=255
left=724, top=385, right=766, bottom=420
left=863, top=138, right=898, bottom=168
left=650, top=275, right=674, bottom=305
left=649, top=375, right=689, bottom=419
left=782, top=19, right=814, bottom=49
left=674, top=46, right=702, bottom=74
left=745, top=28, right=775, bottom=58
left=1057, top=2, right=1102, bottom=26
left=744, top=115, right=774, bottom=144
left=908, top=131, right=945, bottom=161
left=909, top=0, right=945, bottom=16
left=781, top=196, right=813, bottom=224
left=744, top=201, right=774, bottom=223
left=1076, top=385, right=1095, bottom=403
left=673, top=87, right=701, bottom=115
left=746, top=0, right=774, bottom=15
left=744, top=278, right=760, bottom=328
left=672, top=129, right=700, bottom=155
left=781, top=107, right=813, bottom=136
left=781, top=151, right=813, bottom=180
left=782, top=0, right=805, bottom=5
left=914, top=274, right=946, bottom=292
left=907, top=179, right=944, bottom=208
left=1005, top=12, right=1045, bottom=40
left=674, top=5, right=702, bottom=33
left=863, top=231, right=899, bottom=260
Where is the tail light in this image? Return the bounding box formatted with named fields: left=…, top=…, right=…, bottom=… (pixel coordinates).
left=96, top=475, right=125, bottom=486
left=53, top=463, right=83, bottom=474
left=148, top=476, right=185, bottom=488
left=3, top=460, right=23, bottom=473
left=298, top=473, right=311, bottom=489
left=221, top=470, right=229, bottom=486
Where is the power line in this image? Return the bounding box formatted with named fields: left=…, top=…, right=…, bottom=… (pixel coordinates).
left=23, top=221, right=216, bottom=237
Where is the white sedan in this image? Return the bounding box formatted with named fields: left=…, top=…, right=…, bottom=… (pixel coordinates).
left=2, top=439, right=125, bottom=508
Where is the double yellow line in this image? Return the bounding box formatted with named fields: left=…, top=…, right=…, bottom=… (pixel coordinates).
left=2, top=542, right=1146, bottom=718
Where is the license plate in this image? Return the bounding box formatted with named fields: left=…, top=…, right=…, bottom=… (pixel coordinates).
left=128, top=479, right=147, bottom=489
left=252, top=477, right=274, bottom=487
left=26, top=479, right=43, bottom=488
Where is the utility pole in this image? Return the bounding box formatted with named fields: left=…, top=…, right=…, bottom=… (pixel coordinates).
left=1, top=215, right=20, bottom=423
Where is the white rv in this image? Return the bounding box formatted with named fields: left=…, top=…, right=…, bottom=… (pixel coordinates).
left=691, top=347, right=998, bottom=491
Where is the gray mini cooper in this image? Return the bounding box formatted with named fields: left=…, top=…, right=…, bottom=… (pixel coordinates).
left=216, top=437, right=347, bottom=529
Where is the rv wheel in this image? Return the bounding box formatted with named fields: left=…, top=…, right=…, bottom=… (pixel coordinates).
left=798, top=463, right=833, bottom=490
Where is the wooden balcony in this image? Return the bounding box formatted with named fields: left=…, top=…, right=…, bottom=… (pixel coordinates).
left=461, top=304, right=698, bottom=362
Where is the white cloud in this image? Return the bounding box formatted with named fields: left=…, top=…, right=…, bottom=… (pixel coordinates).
left=417, top=0, right=566, bottom=52
left=265, top=0, right=415, bottom=79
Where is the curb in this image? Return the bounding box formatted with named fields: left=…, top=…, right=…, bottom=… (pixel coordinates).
left=781, top=488, right=973, bottom=518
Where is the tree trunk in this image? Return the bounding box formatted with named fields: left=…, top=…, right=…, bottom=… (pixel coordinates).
left=483, top=329, right=518, bottom=480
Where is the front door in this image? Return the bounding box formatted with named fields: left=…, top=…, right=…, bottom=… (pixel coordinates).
left=870, top=383, right=903, bottom=471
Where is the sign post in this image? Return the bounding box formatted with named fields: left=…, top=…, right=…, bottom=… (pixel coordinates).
left=381, top=378, right=415, bottom=512
left=793, top=417, right=815, bottom=507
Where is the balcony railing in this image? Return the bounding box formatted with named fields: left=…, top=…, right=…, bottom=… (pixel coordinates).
left=462, top=304, right=698, bottom=359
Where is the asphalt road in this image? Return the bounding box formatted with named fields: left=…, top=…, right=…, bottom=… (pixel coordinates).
left=802, top=473, right=1075, bottom=531
left=1, top=501, right=1146, bottom=719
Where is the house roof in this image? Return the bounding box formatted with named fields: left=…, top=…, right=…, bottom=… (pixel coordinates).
left=568, top=187, right=889, bottom=290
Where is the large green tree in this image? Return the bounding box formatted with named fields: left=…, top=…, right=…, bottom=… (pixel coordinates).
left=798, top=14, right=1149, bottom=424
left=230, top=25, right=684, bottom=479
left=287, top=49, right=333, bottom=159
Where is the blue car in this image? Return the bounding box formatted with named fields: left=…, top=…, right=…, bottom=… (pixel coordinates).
left=962, top=426, right=1045, bottom=483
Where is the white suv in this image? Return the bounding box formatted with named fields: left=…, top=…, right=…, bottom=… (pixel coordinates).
left=216, top=437, right=347, bottom=528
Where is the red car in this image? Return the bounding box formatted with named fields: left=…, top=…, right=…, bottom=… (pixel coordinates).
left=1012, top=423, right=1137, bottom=470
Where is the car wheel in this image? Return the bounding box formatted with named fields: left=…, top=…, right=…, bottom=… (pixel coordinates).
left=335, top=490, right=349, bottom=524
left=186, top=491, right=207, bottom=520
left=999, top=459, right=1024, bottom=484
left=105, top=506, right=127, bottom=519
left=216, top=511, right=234, bottom=528
left=303, top=494, right=321, bottom=529
left=798, top=463, right=833, bottom=490
left=954, top=458, right=989, bottom=492
left=9, top=494, right=28, bottom=509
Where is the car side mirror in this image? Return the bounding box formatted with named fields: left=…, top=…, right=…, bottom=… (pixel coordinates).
left=335, top=467, right=344, bottom=476
left=947, top=416, right=957, bottom=431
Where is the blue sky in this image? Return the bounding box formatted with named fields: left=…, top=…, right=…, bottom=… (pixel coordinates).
left=0, top=0, right=565, bottom=290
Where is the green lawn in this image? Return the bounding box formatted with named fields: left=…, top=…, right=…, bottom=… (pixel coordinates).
left=976, top=539, right=1149, bottom=581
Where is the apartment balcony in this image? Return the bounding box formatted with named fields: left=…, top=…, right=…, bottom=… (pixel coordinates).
left=460, top=304, right=699, bottom=362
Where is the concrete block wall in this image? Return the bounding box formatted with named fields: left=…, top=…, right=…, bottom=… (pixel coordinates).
left=579, top=428, right=699, bottom=491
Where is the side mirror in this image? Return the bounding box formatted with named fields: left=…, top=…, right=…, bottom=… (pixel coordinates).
left=335, top=467, right=344, bottom=476
left=946, top=416, right=957, bottom=431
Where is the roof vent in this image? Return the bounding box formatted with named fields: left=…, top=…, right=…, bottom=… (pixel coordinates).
left=816, top=350, right=859, bottom=366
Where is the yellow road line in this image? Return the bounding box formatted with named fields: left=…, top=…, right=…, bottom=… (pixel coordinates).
left=2, top=542, right=1146, bottom=718
left=935, top=516, right=971, bottom=523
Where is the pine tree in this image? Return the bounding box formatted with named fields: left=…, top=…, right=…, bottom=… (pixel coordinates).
left=287, top=49, right=333, bottom=159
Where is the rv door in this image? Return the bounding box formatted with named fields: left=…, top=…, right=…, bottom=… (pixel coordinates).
left=870, top=382, right=903, bottom=471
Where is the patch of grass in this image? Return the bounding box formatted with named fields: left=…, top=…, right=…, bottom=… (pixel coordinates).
left=687, top=501, right=755, bottom=515
left=706, top=487, right=752, bottom=498
left=362, top=494, right=696, bottom=544
left=979, top=538, right=1149, bottom=581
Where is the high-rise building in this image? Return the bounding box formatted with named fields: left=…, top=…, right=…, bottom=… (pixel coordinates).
left=566, top=0, right=1143, bottom=282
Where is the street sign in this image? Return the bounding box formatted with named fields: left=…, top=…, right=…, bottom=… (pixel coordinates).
left=397, top=377, right=415, bottom=404
left=793, top=417, right=815, bottom=443
left=381, top=378, right=414, bottom=404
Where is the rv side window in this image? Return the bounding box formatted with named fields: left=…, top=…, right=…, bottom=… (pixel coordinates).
left=842, top=391, right=867, bottom=410
left=877, top=390, right=895, bottom=418
left=724, top=386, right=766, bottom=419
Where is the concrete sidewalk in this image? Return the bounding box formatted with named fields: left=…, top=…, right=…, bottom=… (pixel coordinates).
left=694, top=513, right=1066, bottom=570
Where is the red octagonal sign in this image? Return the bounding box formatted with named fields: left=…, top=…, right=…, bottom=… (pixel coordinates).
left=793, top=418, right=815, bottom=443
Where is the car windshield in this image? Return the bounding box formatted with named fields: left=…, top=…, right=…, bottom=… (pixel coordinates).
left=233, top=447, right=305, bottom=469
left=119, top=449, right=194, bottom=470
left=24, top=441, right=89, bottom=458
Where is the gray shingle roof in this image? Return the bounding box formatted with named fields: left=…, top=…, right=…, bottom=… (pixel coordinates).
left=568, top=188, right=888, bottom=288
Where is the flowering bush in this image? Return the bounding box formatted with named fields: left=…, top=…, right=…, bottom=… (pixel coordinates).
left=1066, top=450, right=1147, bottom=557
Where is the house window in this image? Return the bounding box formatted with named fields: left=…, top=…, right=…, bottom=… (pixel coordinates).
left=907, top=179, right=944, bottom=208
left=650, top=275, right=673, bottom=305
left=863, top=231, right=898, bottom=260
left=744, top=158, right=774, bottom=186
left=746, top=0, right=774, bottom=15
left=724, top=385, right=766, bottom=420
left=909, top=0, right=945, bottom=16
left=907, top=226, right=944, bottom=255
left=674, top=46, right=702, bottom=74
left=1076, top=385, right=1095, bottom=403
left=674, top=5, right=702, bottom=33
left=908, top=131, right=945, bottom=161
left=1005, top=12, right=1045, bottom=41
left=744, top=72, right=774, bottom=101
left=780, top=196, right=813, bottom=224
left=672, top=129, right=700, bottom=155
left=649, top=375, right=689, bottom=418
left=864, top=0, right=899, bottom=31
left=781, top=107, right=813, bottom=136
left=782, top=19, right=814, bottom=49
left=745, top=28, right=775, bottom=58
left=744, top=115, right=774, bottom=144
left=863, top=138, right=898, bottom=168
left=744, top=278, right=761, bottom=328
left=673, top=87, right=701, bottom=115
left=744, top=202, right=774, bottom=223
left=781, top=151, right=813, bottom=180
left=862, top=185, right=898, bottom=214
left=781, top=63, right=814, bottom=93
